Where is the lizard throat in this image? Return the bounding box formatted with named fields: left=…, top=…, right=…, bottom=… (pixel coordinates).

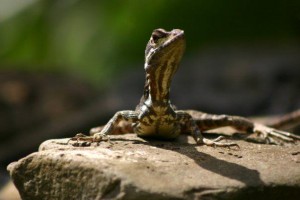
left=147, top=60, right=176, bottom=102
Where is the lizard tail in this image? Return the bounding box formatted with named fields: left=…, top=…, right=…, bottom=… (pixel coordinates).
left=266, top=109, right=300, bottom=131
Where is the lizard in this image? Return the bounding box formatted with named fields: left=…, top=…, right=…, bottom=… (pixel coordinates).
left=70, top=28, right=300, bottom=147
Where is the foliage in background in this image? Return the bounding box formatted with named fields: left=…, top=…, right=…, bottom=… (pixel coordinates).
left=0, top=0, right=299, bottom=85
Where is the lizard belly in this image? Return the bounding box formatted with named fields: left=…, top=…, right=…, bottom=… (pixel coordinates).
left=134, top=117, right=181, bottom=139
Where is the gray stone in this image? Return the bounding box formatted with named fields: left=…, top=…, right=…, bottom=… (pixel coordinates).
left=8, top=133, right=300, bottom=200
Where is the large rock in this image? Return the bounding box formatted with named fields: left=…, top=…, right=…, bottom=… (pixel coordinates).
left=8, top=133, right=300, bottom=200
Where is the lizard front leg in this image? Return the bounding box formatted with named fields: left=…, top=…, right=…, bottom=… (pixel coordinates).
left=185, top=110, right=300, bottom=144
left=176, top=110, right=238, bottom=147
left=89, top=121, right=133, bottom=135
left=70, top=110, right=138, bottom=144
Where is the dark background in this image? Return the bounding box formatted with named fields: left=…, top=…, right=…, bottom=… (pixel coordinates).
left=0, top=0, right=300, bottom=189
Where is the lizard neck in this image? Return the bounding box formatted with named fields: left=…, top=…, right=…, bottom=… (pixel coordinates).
left=145, top=57, right=177, bottom=103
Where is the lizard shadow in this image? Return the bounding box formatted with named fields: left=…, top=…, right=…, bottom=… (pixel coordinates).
left=114, top=134, right=264, bottom=186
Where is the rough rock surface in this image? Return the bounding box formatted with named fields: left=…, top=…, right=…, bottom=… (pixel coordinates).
left=8, top=133, right=300, bottom=200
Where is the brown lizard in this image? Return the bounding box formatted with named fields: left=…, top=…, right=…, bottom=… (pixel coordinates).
left=71, top=28, right=300, bottom=147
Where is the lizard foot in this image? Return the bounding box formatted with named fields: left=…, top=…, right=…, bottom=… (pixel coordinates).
left=68, top=133, right=110, bottom=146
left=198, top=136, right=239, bottom=149
left=251, top=124, right=300, bottom=145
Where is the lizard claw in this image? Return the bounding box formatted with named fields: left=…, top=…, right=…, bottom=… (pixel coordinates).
left=253, top=124, right=300, bottom=144
left=199, top=137, right=240, bottom=149
left=68, top=132, right=110, bottom=146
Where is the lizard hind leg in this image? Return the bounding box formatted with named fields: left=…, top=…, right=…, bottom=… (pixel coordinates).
left=252, top=123, right=300, bottom=144
left=185, top=110, right=300, bottom=144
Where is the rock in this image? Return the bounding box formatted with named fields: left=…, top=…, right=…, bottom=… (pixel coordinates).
left=8, top=133, right=300, bottom=200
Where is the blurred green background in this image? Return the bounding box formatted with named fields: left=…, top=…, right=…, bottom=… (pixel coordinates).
left=1, top=0, right=299, bottom=84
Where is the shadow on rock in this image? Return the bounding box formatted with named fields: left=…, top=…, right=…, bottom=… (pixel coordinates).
left=116, top=135, right=264, bottom=186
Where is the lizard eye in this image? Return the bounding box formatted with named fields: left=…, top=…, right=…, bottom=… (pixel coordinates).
left=151, top=29, right=168, bottom=43
left=152, top=34, right=160, bottom=43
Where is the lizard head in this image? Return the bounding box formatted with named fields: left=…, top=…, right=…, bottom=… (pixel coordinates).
left=145, top=28, right=185, bottom=71
left=143, top=28, right=185, bottom=101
